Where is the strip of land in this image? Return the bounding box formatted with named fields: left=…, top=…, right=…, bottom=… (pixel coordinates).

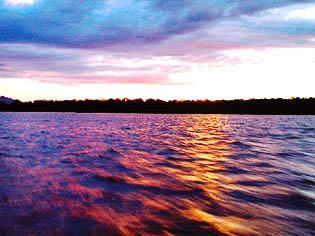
left=0, top=98, right=314, bottom=114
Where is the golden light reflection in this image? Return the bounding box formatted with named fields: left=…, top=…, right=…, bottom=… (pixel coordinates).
left=1, top=114, right=312, bottom=235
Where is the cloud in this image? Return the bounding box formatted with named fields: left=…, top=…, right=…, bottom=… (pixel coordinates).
left=0, top=43, right=194, bottom=84
left=237, top=3, right=315, bottom=40
left=4, top=0, right=35, bottom=6
left=286, top=5, right=315, bottom=20
left=1, top=1, right=315, bottom=86
left=1, top=0, right=314, bottom=48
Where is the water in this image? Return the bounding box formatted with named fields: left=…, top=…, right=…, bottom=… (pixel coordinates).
left=0, top=113, right=314, bottom=236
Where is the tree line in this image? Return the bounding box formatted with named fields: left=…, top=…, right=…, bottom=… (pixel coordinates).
left=0, top=98, right=314, bottom=114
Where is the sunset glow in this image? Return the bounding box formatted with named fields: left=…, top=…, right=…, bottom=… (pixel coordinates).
left=0, top=1, right=315, bottom=100
left=1, top=2, right=315, bottom=235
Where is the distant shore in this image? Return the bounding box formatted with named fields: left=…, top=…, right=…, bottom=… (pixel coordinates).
left=1, top=98, right=314, bottom=115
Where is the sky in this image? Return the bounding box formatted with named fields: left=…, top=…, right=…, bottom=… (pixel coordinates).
left=0, top=0, right=315, bottom=101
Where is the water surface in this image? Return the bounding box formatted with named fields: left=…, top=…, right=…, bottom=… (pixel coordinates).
left=0, top=113, right=314, bottom=235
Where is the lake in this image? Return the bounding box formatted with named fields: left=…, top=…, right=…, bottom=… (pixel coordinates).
left=0, top=113, right=314, bottom=235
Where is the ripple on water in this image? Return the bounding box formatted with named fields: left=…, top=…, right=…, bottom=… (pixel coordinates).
left=0, top=113, right=314, bottom=235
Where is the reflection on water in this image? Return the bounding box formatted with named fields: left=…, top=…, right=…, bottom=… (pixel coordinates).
left=0, top=113, right=314, bottom=235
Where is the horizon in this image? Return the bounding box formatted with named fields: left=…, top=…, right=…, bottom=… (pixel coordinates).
left=2, top=96, right=314, bottom=115
left=1, top=1, right=315, bottom=100
left=1, top=2, right=315, bottom=234
left=1, top=95, right=315, bottom=103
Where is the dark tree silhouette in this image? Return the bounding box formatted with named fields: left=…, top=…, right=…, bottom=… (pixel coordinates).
left=0, top=98, right=314, bottom=114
